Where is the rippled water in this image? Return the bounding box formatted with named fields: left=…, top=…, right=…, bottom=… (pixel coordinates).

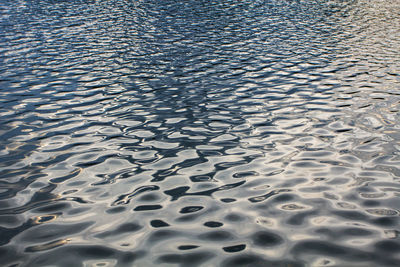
left=1, top=0, right=400, bottom=266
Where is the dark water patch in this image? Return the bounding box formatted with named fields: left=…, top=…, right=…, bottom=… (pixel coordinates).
left=251, top=230, right=284, bottom=247
left=164, top=181, right=245, bottom=201
left=137, top=192, right=161, bottom=201
left=374, top=240, right=400, bottom=253
left=150, top=220, right=170, bottom=228
left=133, top=204, right=162, bottom=211
left=220, top=198, right=236, bottom=203
left=224, top=213, right=246, bottom=222
left=105, top=206, right=126, bottom=214
left=332, top=210, right=369, bottom=221
left=179, top=206, right=204, bottom=214
left=204, top=221, right=223, bottom=228
left=147, top=230, right=180, bottom=244
left=113, top=185, right=160, bottom=206
left=223, top=244, right=246, bottom=253
left=198, top=230, right=236, bottom=242
left=371, top=217, right=399, bottom=227
left=178, top=245, right=199, bottom=250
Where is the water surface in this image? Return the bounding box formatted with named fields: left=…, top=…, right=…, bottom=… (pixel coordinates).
left=1, top=0, right=400, bottom=266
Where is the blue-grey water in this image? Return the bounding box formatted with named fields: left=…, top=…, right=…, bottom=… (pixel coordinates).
left=1, top=0, right=400, bottom=266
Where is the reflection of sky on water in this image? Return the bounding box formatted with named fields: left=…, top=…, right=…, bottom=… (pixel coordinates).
left=0, top=1, right=400, bottom=266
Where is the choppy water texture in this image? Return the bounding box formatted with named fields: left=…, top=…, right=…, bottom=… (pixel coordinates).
left=1, top=0, right=400, bottom=266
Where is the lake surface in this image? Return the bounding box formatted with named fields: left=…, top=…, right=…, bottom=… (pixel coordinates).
left=1, top=0, right=400, bottom=266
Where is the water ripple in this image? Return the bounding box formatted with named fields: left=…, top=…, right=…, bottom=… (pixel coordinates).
left=1, top=0, right=400, bottom=266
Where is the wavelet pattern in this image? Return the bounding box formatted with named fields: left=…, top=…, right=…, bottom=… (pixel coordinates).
left=1, top=0, right=400, bottom=266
